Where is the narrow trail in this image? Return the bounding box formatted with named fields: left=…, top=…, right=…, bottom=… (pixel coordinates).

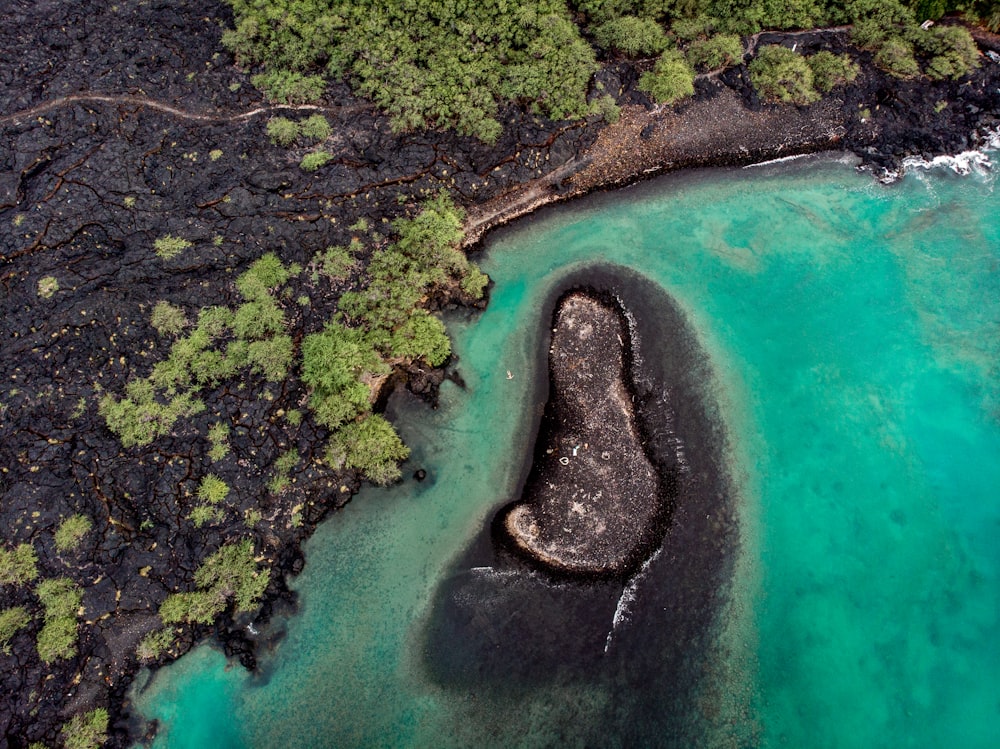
left=0, top=92, right=370, bottom=126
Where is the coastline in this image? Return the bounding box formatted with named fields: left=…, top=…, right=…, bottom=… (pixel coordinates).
left=1, top=2, right=999, bottom=745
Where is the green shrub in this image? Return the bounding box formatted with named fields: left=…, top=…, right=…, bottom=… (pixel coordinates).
left=461, top=266, right=490, bottom=299
left=589, top=93, right=621, bottom=123
left=312, top=245, right=356, bottom=281
left=236, top=253, right=290, bottom=301
left=0, top=543, right=38, bottom=585
left=36, top=577, right=82, bottom=663
left=874, top=36, right=920, bottom=78
left=188, top=505, right=223, bottom=528
left=300, top=151, right=333, bottom=172
left=54, top=514, right=92, bottom=553
left=197, top=474, right=230, bottom=504
left=159, top=590, right=224, bottom=625
left=252, top=70, right=325, bottom=104
left=136, top=627, right=174, bottom=661
left=208, top=422, right=230, bottom=461
left=61, top=708, right=108, bottom=749
left=808, top=51, right=860, bottom=92
left=266, top=117, right=300, bottom=146
left=686, top=34, right=743, bottom=70
left=638, top=50, right=695, bottom=105
left=248, top=334, right=294, bottom=380
left=327, top=415, right=410, bottom=485
left=389, top=310, right=451, bottom=366
left=299, top=114, right=332, bottom=141
left=154, top=235, right=191, bottom=260
left=37, top=276, right=59, bottom=299
left=151, top=301, right=187, bottom=337
left=750, top=45, right=820, bottom=105
left=160, top=540, right=269, bottom=623
left=269, top=448, right=300, bottom=494
left=919, top=25, right=980, bottom=80
left=99, top=386, right=205, bottom=448
left=593, top=16, right=669, bottom=56
left=232, top=299, right=285, bottom=341
left=0, top=607, right=30, bottom=652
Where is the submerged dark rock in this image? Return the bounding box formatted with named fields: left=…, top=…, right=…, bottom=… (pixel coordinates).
left=499, top=292, right=665, bottom=575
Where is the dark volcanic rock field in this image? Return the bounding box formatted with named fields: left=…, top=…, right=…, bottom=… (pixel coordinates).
left=2, top=1, right=1000, bottom=746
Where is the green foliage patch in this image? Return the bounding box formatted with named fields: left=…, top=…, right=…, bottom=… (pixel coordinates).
left=750, top=44, right=820, bottom=105
left=300, top=151, right=333, bottom=172
left=807, top=51, right=860, bottom=91
left=0, top=543, right=38, bottom=586
left=61, top=708, right=108, bottom=749
left=154, top=235, right=192, bottom=260
left=151, top=301, right=188, bottom=337
left=638, top=50, right=695, bottom=104
left=136, top=627, right=175, bottom=661
left=0, top=607, right=31, bottom=652
left=160, top=540, right=269, bottom=624
left=54, top=515, right=92, bottom=553
left=35, top=577, right=82, bottom=663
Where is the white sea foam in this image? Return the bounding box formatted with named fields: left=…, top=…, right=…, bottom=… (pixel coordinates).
left=604, top=546, right=663, bottom=653
left=742, top=153, right=810, bottom=169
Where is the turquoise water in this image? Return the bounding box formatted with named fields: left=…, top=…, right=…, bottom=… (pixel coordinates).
left=133, top=156, right=1000, bottom=747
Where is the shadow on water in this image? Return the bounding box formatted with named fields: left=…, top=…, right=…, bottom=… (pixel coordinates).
left=421, top=264, right=741, bottom=745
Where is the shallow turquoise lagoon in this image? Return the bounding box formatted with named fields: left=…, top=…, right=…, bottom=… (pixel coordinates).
left=134, top=156, right=1000, bottom=748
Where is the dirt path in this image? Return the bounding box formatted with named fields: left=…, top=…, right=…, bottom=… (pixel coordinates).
left=0, top=92, right=369, bottom=125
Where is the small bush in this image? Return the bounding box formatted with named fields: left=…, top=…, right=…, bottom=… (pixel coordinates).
left=313, top=245, right=355, bottom=281
left=61, top=708, right=108, bottom=749
left=593, top=16, right=669, bottom=56
left=54, top=514, right=92, bottom=553
left=300, top=151, right=333, bottom=172
left=299, top=114, right=332, bottom=141
left=266, top=117, right=300, bottom=146
left=160, top=590, right=224, bottom=625
left=252, top=70, right=325, bottom=104
left=686, top=34, right=743, bottom=70
left=247, top=334, right=294, bottom=380
left=36, top=577, right=82, bottom=663
left=150, top=301, right=187, bottom=337
left=875, top=36, right=920, bottom=78
left=808, top=51, right=860, bottom=92
left=154, top=235, right=191, bottom=260
left=0, top=543, right=38, bottom=585
left=236, top=253, right=290, bottom=301
left=750, top=45, right=819, bottom=105
left=590, top=94, right=621, bottom=123
left=638, top=51, right=695, bottom=105
left=197, top=474, right=230, bottom=504
left=189, top=505, right=223, bottom=528
left=37, top=276, right=59, bottom=299
left=0, top=607, right=30, bottom=652
left=207, top=422, right=230, bottom=461
left=136, top=627, right=174, bottom=661
left=919, top=25, right=980, bottom=80
left=390, top=310, right=451, bottom=366
left=327, top=415, right=410, bottom=485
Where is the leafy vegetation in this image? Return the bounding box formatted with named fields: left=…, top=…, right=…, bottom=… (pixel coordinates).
left=154, top=234, right=192, bottom=260
left=300, top=151, right=333, bottom=171
left=639, top=51, right=695, bottom=104
left=593, top=15, right=669, bottom=56
left=750, top=45, right=820, bottom=105
left=101, top=254, right=293, bottom=447
left=159, top=540, right=269, bottom=624
left=0, top=607, right=31, bottom=652
left=686, top=34, right=743, bottom=70
left=222, top=0, right=598, bottom=141
left=807, top=51, right=860, bottom=91
left=0, top=543, right=38, bottom=585
left=37, top=276, right=59, bottom=299
left=208, top=422, right=230, bottom=461
left=151, top=301, right=188, bottom=337
left=61, top=709, right=108, bottom=749
left=326, top=415, right=410, bottom=485
left=136, top=627, right=175, bottom=661
left=35, top=577, right=82, bottom=663
left=53, top=515, right=92, bottom=553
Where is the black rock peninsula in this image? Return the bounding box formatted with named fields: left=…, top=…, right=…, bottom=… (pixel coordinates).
left=500, top=291, right=665, bottom=575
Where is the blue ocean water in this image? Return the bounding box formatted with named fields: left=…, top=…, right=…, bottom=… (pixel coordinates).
left=134, top=155, right=1000, bottom=748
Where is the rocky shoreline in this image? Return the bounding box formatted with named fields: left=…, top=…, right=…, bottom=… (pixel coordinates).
left=1, top=1, right=999, bottom=746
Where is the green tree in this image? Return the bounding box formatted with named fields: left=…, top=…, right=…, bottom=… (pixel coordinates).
left=638, top=50, right=695, bottom=104
left=750, top=45, right=820, bottom=104
left=593, top=16, right=670, bottom=56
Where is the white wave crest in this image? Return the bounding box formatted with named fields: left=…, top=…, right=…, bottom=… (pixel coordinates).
left=604, top=547, right=663, bottom=654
